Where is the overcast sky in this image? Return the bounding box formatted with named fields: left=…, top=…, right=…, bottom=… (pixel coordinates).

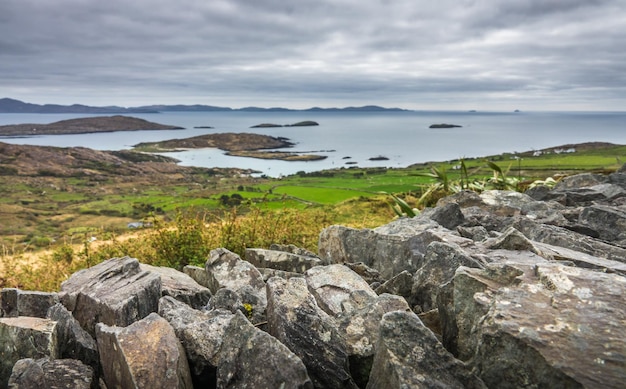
left=1, top=0, right=625, bottom=110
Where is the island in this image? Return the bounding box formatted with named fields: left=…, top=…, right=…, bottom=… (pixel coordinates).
left=369, top=156, right=389, bottom=161
left=429, top=123, right=463, bottom=129
left=133, top=132, right=326, bottom=162
left=0, top=115, right=183, bottom=136
left=250, top=121, right=319, bottom=128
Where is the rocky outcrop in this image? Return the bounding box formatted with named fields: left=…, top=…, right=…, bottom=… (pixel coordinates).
left=1, top=170, right=626, bottom=388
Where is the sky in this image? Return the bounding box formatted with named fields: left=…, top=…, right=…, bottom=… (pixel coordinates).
left=1, top=0, right=625, bottom=111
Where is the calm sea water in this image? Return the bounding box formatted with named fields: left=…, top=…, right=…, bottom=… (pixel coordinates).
left=0, top=111, right=624, bottom=177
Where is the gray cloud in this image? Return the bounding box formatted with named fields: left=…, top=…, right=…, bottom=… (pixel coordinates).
left=0, top=0, right=624, bottom=110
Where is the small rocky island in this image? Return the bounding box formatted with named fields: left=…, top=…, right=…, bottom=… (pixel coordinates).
left=250, top=121, right=319, bottom=128
left=0, top=115, right=183, bottom=136
left=134, top=133, right=326, bottom=162
left=429, top=123, right=462, bottom=129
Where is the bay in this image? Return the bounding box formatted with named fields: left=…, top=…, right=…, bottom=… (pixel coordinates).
left=0, top=110, right=624, bottom=177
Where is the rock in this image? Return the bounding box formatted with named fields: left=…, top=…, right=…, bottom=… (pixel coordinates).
left=484, top=226, right=545, bottom=256
left=218, top=311, right=313, bottom=388
left=96, top=312, right=193, bottom=389
left=140, top=263, right=212, bottom=309
left=342, top=262, right=385, bottom=285
left=578, top=204, right=626, bottom=242
left=59, top=256, right=162, bottom=335
left=337, top=291, right=410, bottom=387
left=366, top=311, right=486, bottom=388
left=553, top=172, right=608, bottom=190
left=269, top=243, right=318, bottom=257
left=158, top=296, right=233, bottom=386
left=182, top=265, right=212, bottom=288
left=305, top=264, right=377, bottom=316
left=456, top=225, right=490, bottom=241
left=266, top=277, right=357, bottom=389
left=245, top=247, right=323, bottom=273
left=46, top=303, right=99, bottom=377
left=411, top=241, right=485, bottom=313
left=511, top=217, right=626, bottom=262
left=0, top=288, right=59, bottom=318
left=0, top=317, right=58, bottom=388
left=205, top=248, right=266, bottom=308
left=373, top=270, right=413, bottom=298
left=8, top=358, right=94, bottom=389
left=424, top=202, right=465, bottom=229
left=609, top=171, right=626, bottom=187
left=257, top=267, right=304, bottom=282
left=550, top=183, right=626, bottom=206
left=318, top=221, right=451, bottom=279
left=207, top=288, right=245, bottom=314
left=441, top=261, right=626, bottom=388
left=530, top=241, right=626, bottom=275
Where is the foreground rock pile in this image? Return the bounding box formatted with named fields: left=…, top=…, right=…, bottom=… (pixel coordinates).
left=1, top=169, right=626, bottom=388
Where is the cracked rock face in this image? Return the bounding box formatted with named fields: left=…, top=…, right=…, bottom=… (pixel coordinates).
left=440, top=261, right=626, bottom=388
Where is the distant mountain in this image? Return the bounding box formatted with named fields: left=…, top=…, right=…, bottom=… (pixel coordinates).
left=0, top=98, right=410, bottom=114
left=0, top=98, right=158, bottom=114
left=305, top=105, right=407, bottom=112
left=135, top=104, right=232, bottom=112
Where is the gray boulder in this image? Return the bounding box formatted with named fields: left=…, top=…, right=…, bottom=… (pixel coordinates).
left=8, top=358, right=94, bottom=389
left=305, top=264, right=377, bottom=316
left=423, top=202, right=466, bottom=229
left=318, top=222, right=458, bottom=279
left=159, top=295, right=313, bottom=388
left=553, top=183, right=626, bottom=206
left=511, top=217, right=626, bottom=262
left=342, top=262, right=384, bottom=285
left=337, top=291, right=410, bottom=387
left=158, top=296, right=233, bottom=386
left=205, top=248, right=267, bottom=320
left=257, top=267, right=304, bottom=282
left=411, top=241, right=484, bottom=312
left=218, top=311, right=313, bottom=389
left=266, top=277, right=358, bottom=389
left=374, top=270, right=413, bottom=298
left=366, top=311, right=486, bottom=389
left=0, top=317, right=58, bottom=388
left=245, top=247, right=323, bottom=273
left=59, top=256, right=161, bottom=335
left=141, top=263, right=212, bottom=309
left=96, top=312, right=193, bottom=389
left=441, top=261, right=626, bottom=388
left=0, top=289, right=59, bottom=318
left=46, top=303, right=99, bottom=377
left=182, top=264, right=212, bottom=288
left=578, top=204, right=626, bottom=242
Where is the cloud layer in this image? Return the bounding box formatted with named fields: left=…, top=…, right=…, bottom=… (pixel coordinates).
left=1, top=0, right=624, bottom=110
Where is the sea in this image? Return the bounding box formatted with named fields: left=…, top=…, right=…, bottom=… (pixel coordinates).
left=0, top=110, right=624, bottom=177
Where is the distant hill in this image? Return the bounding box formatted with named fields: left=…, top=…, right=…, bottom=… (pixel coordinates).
left=0, top=98, right=409, bottom=113
left=0, top=98, right=158, bottom=114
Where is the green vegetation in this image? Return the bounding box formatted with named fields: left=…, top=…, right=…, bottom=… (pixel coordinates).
left=1, top=142, right=625, bottom=291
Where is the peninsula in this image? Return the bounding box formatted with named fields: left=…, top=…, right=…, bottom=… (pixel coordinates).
left=133, top=133, right=326, bottom=161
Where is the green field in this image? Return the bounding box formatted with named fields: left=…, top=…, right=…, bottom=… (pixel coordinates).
left=1, top=143, right=625, bottom=249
